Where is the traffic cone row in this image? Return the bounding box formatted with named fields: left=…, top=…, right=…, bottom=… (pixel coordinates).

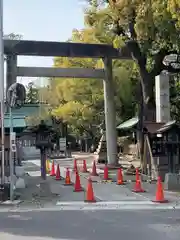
left=47, top=158, right=96, bottom=202
left=48, top=159, right=168, bottom=204
left=132, top=168, right=168, bottom=203
left=101, top=164, right=168, bottom=204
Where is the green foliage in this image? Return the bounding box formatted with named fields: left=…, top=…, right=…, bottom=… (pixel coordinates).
left=47, top=27, right=138, bottom=137
left=85, top=0, right=180, bottom=58
left=170, top=75, right=180, bottom=122
left=85, top=0, right=180, bottom=121
left=25, top=103, right=50, bottom=127
left=167, top=0, right=180, bottom=28
left=4, top=33, right=22, bottom=40
left=33, top=0, right=180, bottom=138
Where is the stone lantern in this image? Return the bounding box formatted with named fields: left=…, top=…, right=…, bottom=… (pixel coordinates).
left=25, top=120, right=54, bottom=180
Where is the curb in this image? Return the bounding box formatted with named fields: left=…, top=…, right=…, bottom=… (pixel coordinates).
left=0, top=200, right=22, bottom=206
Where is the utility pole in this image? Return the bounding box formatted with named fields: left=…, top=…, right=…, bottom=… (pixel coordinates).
left=0, top=0, right=5, bottom=186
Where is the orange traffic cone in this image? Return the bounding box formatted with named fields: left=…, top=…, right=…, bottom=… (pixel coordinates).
left=132, top=179, right=145, bottom=193
left=103, top=165, right=111, bottom=180
left=73, top=159, right=78, bottom=172
left=64, top=168, right=73, bottom=186
left=74, top=171, right=83, bottom=192
left=116, top=168, right=124, bottom=185
left=152, top=176, right=168, bottom=203
left=81, top=160, right=88, bottom=173
left=91, top=160, right=98, bottom=176
left=132, top=168, right=145, bottom=192
left=55, top=164, right=61, bottom=180
left=85, top=177, right=96, bottom=202
left=134, top=168, right=139, bottom=181
left=46, top=160, right=50, bottom=174
left=50, top=160, right=56, bottom=176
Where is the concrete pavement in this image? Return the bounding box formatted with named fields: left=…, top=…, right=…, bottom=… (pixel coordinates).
left=15, top=160, right=86, bottom=210
left=0, top=209, right=180, bottom=239
left=28, top=159, right=150, bottom=202
left=18, top=159, right=180, bottom=211
left=1, top=156, right=180, bottom=239
left=46, top=158, right=180, bottom=204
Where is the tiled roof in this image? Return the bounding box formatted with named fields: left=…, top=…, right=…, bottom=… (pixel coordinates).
left=11, top=103, right=41, bottom=117
left=116, top=117, right=139, bottom=130
left=4, top=115, right=26, bottom=128
left=2, top=103, right=47, bottom=129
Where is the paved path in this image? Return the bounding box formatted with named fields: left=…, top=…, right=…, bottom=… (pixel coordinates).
left=27, top=159, right=149, bottom=202
left=0, top=209, right=180, bottom=239
left=17, top=160, right=86, bottom=209
left=21, top=159, right=180, bottom=211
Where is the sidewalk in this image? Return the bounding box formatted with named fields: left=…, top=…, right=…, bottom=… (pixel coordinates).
left=52, top=158, right=180, bottom=205
left=16, top=158, right=180, bottom=211
left=26, top=159, right=152, bottom=203
left=14, top=160, right=85, bottom=209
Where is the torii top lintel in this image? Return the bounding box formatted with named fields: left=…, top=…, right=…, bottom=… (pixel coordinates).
left=4, top=39, right=131, bottom=59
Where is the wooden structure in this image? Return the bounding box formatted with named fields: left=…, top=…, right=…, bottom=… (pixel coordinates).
left=117, top=117, right=180, bottom=180
left=150, top=120, right=180, bottom=180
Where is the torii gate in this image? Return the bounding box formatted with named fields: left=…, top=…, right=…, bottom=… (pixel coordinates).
left=4, top=39, right=131, bottom=165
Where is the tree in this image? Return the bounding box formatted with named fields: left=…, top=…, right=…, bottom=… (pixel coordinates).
left=170, top=74, right=180, bottom=122
left=47, top=28, right=138, bottom=139
left=4, top=33, right=23, bottom=61
left=25, top=100, right=51, bottom=127
left=84, top=0, right=180, bottom=169
left=52, top=53, right=105, bottom=139
left=167, top=0, right=180, bottom=27
left=3, top=33, right=22, bottom=40
left=86, top=0, right=180, bottom=116
left=26, top=82, right=39, bottom=104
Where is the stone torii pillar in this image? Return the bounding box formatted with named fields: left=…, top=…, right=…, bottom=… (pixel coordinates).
left=6, top=54, right=17, bottom=93
left=103, top=57, right=118, bottom=165
left=155, top=72, right=170, bottom=123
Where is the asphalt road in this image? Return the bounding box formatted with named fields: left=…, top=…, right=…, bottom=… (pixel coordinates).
left=0, top=209, right=180, bottom=240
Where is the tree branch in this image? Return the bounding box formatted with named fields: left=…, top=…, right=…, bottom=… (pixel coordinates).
left=126, top=40, right=147, bottom=68
left=113, top=20, right=126, bottom=37
left=128, top=8, right=137, bottom=40
left=79, top=124, right=95, bottom=139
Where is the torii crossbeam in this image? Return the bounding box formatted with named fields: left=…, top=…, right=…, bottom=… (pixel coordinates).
left=4, top=39, right=131, bottom=165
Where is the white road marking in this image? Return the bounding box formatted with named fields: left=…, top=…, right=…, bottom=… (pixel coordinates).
left=56, top=201, right=154, bottom=205
left=54, top=200, right=180, bottom=210
left=1, top=204, right=179, bottom=212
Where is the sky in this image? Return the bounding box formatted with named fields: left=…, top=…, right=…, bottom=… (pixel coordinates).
left=3, top=0, right=85, bottom=87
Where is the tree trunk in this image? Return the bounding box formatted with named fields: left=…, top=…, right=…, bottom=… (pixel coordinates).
left=137, top=84, right=144, bottom=169
left=138, top=72, right=156, bottom=173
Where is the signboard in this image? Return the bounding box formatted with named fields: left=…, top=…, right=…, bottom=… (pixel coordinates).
left=155, top=74, right=170, bottom=123
left=59, top=138, right=66, bottom=151
left=10, top=132, right=16, bottom=152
